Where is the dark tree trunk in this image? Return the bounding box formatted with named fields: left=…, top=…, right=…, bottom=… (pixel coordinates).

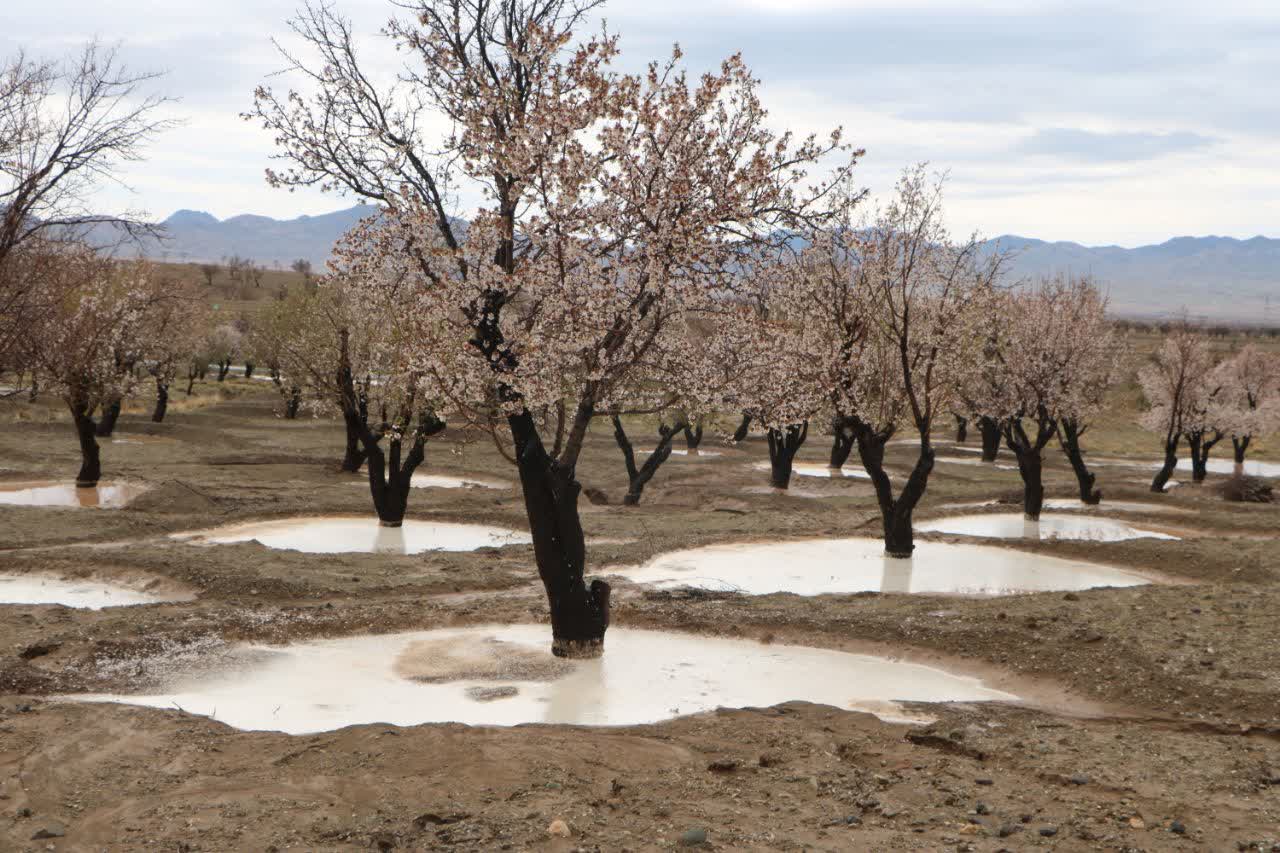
left=284, top=387, right=301, bottom=419
left=829, top=416, right=855, bottom=471
left=71, top=405, right=101, bottom=487
left=217, top=359, right=231, bottom=381
left=1151, top=435, right=1179, bottom=493
left=1003, top=414, right=1056, bottom=520
left=855, top=424, right=933, bottom=558
left=95, top=399, right=122, bottom=437
left=508, top=408, right=610, bottom=659
left=1232, top=435, right=1251, bottom=475
left=612, top=416, right=678, bottom=505
left=954, top=414, right=968, bottom=443
left=359, top=411, right=441, bottom=526
left=978, top=416, right=1001, bottom=462
left=1058, top=419, right=1100, bottom=504
left=732, top=413, right=752, bottom=443
left=243, top=362, right=255, bottom=380
left=1187, top=430, right=1222, bottom=483
left=682, top=420, right=704, bottom=456
left=341, top=408, right=368, bottom=472
left=766, top=422, right=808, bottom=490
left=152, top=381, right=169, bottom=423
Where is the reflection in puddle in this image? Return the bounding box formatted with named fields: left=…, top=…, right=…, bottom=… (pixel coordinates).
left=753, top=462, right=870, bottom=479
left=916, top=513, right=1179, bottom=542
left=173, top=516, right=531, bottom=554
left=0, top=481, right=148, bottom=509
left=935, top=456, right=1019, bottom=471
left=71, top=625, right=1017, bottom=732
left=615, top=539, right=1153, bottom=596
left=347, top=474, right=512, bottom=490
left=639, top=449, right=723, bottom=458
left=0, top=574, right=181, bottom=609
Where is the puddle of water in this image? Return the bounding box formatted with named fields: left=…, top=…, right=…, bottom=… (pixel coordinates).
left=638, top=449, right=724, bottom=458
left=917, top=513, right=1179, bottom=542
left=173, top=517, right=531, bottom=554
left=71, top=624, right=1016, bottom=733
left=0, top=574, right=180, bottom=609
left=1043, top=499, right=1181, bottom=514
left=1097, top=457, right=1280, bottom=478
left=0, top=481, right=148, bottom=509
left=752, top=462, right=870, bottom=479
left=348, top=474, right=512, bottom=490
left=935, top=456, right=1019, bottom=471
left=614, top=538, right=1153, bottom=596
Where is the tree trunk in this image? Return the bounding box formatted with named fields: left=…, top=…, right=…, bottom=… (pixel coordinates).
left=509, top=409, right=609, bottom=659
left=954, top=414, right=968, bottom=443
left=978, top=416, right=1001, bottom=462
left=217, top=359, right=230, bottom=381
left=71, top=406, right=101, bottom=487
left=284, top=388, right=301, bottom=419
left=365, top=440, right=412, bottom=526
left=682, top=421, right=704, bottom=456
left=1003, top=415, right=1055, bottom=520
left=1151, top=436, right=1179, bottom=493
left=829, top=416, right=855, bottom=471
left=341, top=408, right=367, bottom=472
left=766, top=422, right=808, bottom=490
left=1012, top=446, right=1045, bottom=519
left=244, top=362, right=255, bottom=380
left=95, top=399, right=122, bottom=437
left=855, top=425, right=933, bottom=558
left=1058, top=419, right=1100, bottom=504
left=1232, top=435, right=1251, bottom=476
left=1187, top=430, right=1222, bottom=483
left=732, top=413, right=752, bottom=443
left=612, top=416, right=678, bottom=506
left=152, top=381, right=169, bottom=423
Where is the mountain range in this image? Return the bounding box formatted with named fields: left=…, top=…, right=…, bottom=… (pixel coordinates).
left=134, top=205, right=1280, bottom=325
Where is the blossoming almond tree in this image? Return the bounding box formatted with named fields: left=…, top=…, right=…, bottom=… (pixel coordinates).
left=1211, top=345, right=1280, bottom=473
left=253, top=0, right=852, bottom=656
left=838, top=167, right=1001, bottom=555
left=26, top=249, right=170, bottom=486
left=1138, top=326, right=1215, bottom=493
left=972, top=275, right=1118, bottom=518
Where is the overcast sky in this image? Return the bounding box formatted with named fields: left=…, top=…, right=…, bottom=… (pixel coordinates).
left=6, top=0, right=1279, bottom=246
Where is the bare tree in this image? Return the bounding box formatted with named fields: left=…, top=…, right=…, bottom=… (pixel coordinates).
left=197, top=263, right=219, bottom=287
left=0, top=41, right=173, bottom=372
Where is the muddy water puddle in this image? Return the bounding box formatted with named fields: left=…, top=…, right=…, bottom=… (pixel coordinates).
left=0, top=481, right=148, bottom=509
left=752, top=462, right=870, bottom=480
left=0, top=573, right=190, bottom=608
left=172, top=516, right=531, bottom=554
left=916, top=513, right=1179, bottom=542
left=347, top=474, right=512, bottom=490
left=71, top=625, right=1016, bottom=732
left=613, top=538, right=1154, bottom=596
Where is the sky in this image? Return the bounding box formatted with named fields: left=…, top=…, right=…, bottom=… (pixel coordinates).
left=5, top=0, right=1279, bottom=247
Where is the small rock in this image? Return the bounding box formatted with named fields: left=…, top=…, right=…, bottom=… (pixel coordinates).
left=975, top=778, right=994, bottom=786
left=679, top=828, right=708, bottom=847
left=975, top=802, right=990, bottom=815
left=1128, top=816, right=1147, bottom=830
left=31, top=823, right=66, bottom=840
left=1069, top=773, right=1090, bottom=785
left=465, top=685, right=519, bottom=702
left=997, top=824, right=1020, bottom=838
left=1039, top=826, right=1058, bottom=838
left=1170, top=820, right=1187, bottom=834
left=707, top=759, right=739, bottom=773
left=547, top=819, right=571, bottom=838
left=1062, top=592, right=1080, bottom=602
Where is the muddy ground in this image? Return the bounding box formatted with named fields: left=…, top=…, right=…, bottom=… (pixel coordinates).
left=1, top=383, right=1279, bottom=851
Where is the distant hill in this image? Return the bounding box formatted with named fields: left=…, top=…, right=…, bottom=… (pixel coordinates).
left=983, top=234, right=1280, bottom=325
left=123, top=204, right=1279, bottom=325
left=130, top=204, right=379, bottom=270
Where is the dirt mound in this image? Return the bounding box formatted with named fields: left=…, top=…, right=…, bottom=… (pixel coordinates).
left=394, top=635, right=573, bottom=683
left=126, top=480, right=220, bottom=514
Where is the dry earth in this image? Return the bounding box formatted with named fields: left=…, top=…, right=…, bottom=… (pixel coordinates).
left=1, top=383, right=1279, bottom=851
